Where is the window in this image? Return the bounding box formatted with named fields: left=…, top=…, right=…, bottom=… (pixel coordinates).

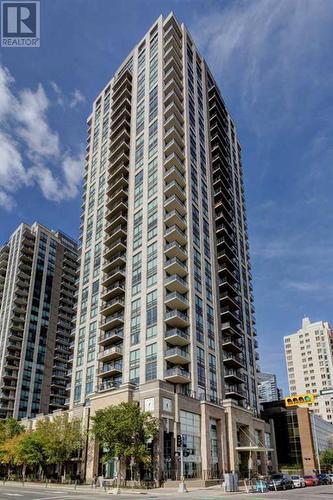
left=146, top=289, right=157, bottom=328
left=149, top=86, right=158, bottom=122
left=145, top=343, right=157, bottom=381
left=147, top=241, right=157, bottom=288
left=147, top=198, right=157, bottom=240
left=132, top=252, right=142, bottom=295
left=148, top=157, right=158, bottom=197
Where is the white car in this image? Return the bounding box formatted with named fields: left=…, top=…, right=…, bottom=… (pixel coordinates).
left=291, top=475, right=306, bottom=488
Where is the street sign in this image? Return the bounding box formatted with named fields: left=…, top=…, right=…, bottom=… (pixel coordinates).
left=320, top=388, right=333, bottom=396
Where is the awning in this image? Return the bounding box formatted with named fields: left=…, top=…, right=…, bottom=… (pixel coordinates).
left=235, top=446, right=274, bottom=452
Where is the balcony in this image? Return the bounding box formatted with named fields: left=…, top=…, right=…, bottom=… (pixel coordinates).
left=164, top=112, right=184, bottom=136
left=165, top=274, right=188, bottom=294
left=165, top=179, right=186, bottom=202
left=223, top=352, right=244, bottom=369
left=165, top=367, right=190, bottom=384
left=164, top=99, right=183, bottom=123
left=100, top=312, right=124, bottom=331
left=165, top=225, right=187, bottom=246
left=101, top=281, right=125, bottom=301
left=98, top=346, right=123, bottom=362
left=106, top=200, right=128, bottom=221
left=106, top=174, right=128, bottom=197
left=165, top=347, right=190, bottom=365
left=100, top=297, right=125, bottom=316
left=222, top=336, right=242, bottom=353
left=164, top=241, right=187, bottom=261
left=165, top=209, right=186, bottom=231
left=104, top=225, right=127, bottom=246
left=106, top=186, right=128, bottom=208
left=164, top=138, right=184, bottom=161
left=164, top=151, right=184, bottom=172
left=165, top=309, right=189, bottom=328
left=99, top=328, right=124, bottom=346
left=164, top=30, right=182, bottom=57
left=165, top=291, right=188, bottom=310
left=225, top=385, right=246, bottom=400
left=98, top=361, right=123, bottom=378
left=165, top=328, right=190, bottom=346
left=164, top=87, right=183, bottom=109
left=164, top=65, right=183, bottom=90
left=104, top=238, right=126, bottom=259
left=164, top=256, right=187, bottom=277
left=102, top=252, right=126, bottom=273
left=105, top=213, right=127, bottom=234
left=164, top=194, right=186, bottom=215
left=220, top=306, right=241, bottom=323
left=102, top=267, right=126, bottom=287
left=224, top=369, right=245, bottom=384
left=164, top=164, right=185, bottom=187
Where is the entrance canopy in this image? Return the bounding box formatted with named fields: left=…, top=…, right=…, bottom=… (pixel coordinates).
left=235, top=446, right=274, bottom=452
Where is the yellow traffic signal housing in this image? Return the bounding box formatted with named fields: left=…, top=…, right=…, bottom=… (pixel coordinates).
left=285, top=393, right=315, bottom=407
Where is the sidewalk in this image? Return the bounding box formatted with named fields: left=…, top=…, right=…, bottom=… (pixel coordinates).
left=0, top=480, right=247, bottom=496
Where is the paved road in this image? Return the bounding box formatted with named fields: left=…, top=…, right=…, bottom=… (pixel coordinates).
left=0, top=483, right=332, bottom=500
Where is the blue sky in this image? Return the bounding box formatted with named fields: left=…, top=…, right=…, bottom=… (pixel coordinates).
left=1, top=0, right=333, bottom=392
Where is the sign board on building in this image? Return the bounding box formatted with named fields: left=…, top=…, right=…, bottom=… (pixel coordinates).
left=320, top=388, right=333, bottom=396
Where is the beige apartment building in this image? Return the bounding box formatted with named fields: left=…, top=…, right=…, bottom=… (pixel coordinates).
left=0, top=223, right=77, bottom=419
left=69, top=12, right=274, bottom=482
left=284, top=317, right=333, bottom=422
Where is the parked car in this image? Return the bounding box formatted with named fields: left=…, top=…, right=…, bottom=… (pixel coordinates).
left=291, top=475, right=306, bottom=488
left=327, top=474, right=333, bottom=484
left=316, top=473, right=331, bottom=485
left=303, top=475, right=319, bottom=486
left=267, top=473, right=294, bottom=490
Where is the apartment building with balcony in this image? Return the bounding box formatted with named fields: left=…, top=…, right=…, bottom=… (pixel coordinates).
left=284, top=317, right=333, bottom=422
left=0, top=223, right=77, bottom=419
left=71, top=13, right=272, bottom=482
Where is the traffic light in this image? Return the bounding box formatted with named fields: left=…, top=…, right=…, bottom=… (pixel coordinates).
left=177, top=435, right=182, bottom=447
left=285, top=393, right=314, bottom=407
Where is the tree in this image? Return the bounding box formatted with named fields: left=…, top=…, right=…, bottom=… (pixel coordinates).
left=92, top=402, right=159, bottom=489
left=320, top=449, right=333, bottom=471
left=14, top=432, right=48, bottom=479
left=34, top=415, right=84, bottom=480
left=0, top=418, right=24, bottom=477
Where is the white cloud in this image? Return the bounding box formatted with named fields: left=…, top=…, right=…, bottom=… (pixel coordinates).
left=69, top=89, right=85, bottom=108
left=0, top=190, right=15, bottom=211
left=192, top=0, right=333, bottom=132
left=0, top=66, right=15, bottom=119
left=0, top=131, right=28, bottom=191
left=0, top=65, right=83, bottom=210
left=17, top=84, right=60, bottom=158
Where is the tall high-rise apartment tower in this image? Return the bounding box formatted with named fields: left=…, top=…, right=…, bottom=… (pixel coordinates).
left=72, top=13, right=266, bottom=480
left=284, top=317, right=333, bottom=422
left=0, top=223, right=77, bottom=419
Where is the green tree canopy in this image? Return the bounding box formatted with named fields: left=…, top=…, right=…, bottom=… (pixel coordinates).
left=92, top=401, right=159, bottom=464
left=320, top=448, right=333, bottom=470
left=34, top=415, right=83, bottom=467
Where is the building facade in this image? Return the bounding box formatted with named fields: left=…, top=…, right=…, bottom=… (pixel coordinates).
left=70, top=13, right=266, bottom=481
left=0, top=223, right=77, bottom=419
left=284, top=317, right=333, bottom=422
left=258, top=372, right=282, bottom=403
left=262, top=401, right=333, bottom=475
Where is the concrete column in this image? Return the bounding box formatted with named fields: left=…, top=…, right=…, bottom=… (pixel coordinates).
left=85, top=435, right=99, bottom=482
left=200, top=403, right=211, bottom=480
